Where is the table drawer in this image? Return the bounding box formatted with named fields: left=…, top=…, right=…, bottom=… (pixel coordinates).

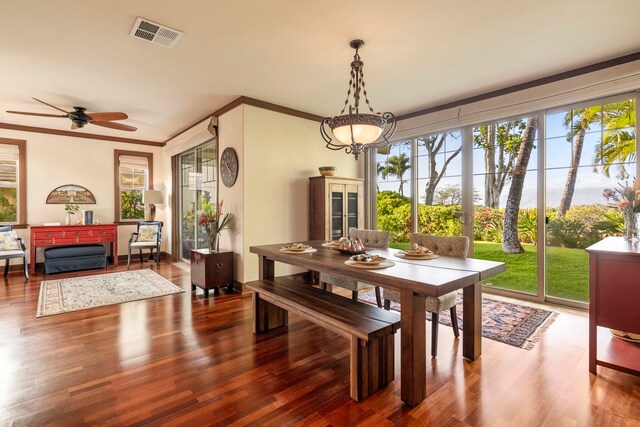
left=54, top=238, right=81, bottom=245
left=34, top=231, right=64, bottom=239
left=36, top=239, right=53, bottom=245
left=65, top=230, right=92, bottom=238
left=93, top=229, right=115, bottom=237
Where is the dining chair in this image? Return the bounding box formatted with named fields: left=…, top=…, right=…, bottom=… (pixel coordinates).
left=127, top=221, right=163, bottom=268
left=0, top=225, right=29, bottom=279
left=383, top=233, right=470, bottom=357
left=319, top=228, right=390, bottom=307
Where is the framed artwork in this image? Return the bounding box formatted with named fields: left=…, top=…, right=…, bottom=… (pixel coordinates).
left=46, top=185, right=96, bottom=204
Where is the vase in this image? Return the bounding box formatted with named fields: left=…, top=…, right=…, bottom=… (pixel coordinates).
left=207, top=234, right=219, bottom=253
left=623, top=209, right=638, bottom=240
left=65, top=215, right=70, bottom=225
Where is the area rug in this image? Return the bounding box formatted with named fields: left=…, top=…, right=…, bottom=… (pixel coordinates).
left=360, top=291, right=557, bottom=350
left=36, top=269, right=184, bottom=317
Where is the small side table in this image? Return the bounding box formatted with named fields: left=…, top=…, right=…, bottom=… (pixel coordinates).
left=190, top=249, right=233, bottom=297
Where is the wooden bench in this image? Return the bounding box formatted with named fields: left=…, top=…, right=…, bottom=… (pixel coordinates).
left=246, top=277, right=401, bottom=401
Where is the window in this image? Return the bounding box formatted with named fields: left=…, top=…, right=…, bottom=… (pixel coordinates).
left=0, top=138, right=26, bottom=226
left=114, top=150, right=153, bottom=222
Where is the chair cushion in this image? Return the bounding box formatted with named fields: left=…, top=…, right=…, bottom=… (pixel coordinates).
left=0, top=250, right=26, bottom=257
left=137, top=225, right=158, bottom=242
left=130, top=241, right=158, bottom=248
left=0, top=230, right=20, bottom=251
left=383, top=288, right=457, bottom=313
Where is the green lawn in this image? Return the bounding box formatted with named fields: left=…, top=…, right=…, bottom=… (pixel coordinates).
left=390, top=241, right=589, bottom=302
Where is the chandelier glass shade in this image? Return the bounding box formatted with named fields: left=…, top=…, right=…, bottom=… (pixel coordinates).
left=321, top=40, right=396, bottom=160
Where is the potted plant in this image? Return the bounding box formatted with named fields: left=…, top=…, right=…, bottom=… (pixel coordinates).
left=198, top=199, right=233, bottom=253
left=64, top=204, right=80, bottom=225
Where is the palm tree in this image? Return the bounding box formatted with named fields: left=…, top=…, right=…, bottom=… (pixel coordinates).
left=593, top=99, right=636, bottom=178
left=556, top=106, right=601, bottom=217
left=386, top=153, right=411, bottom=196
left=503, top=117, right=538, bottom=253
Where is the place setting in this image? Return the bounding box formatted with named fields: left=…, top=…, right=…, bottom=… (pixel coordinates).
left=345, top=253, right=395, bottom=269
left=394, top=243, right=439, bottom=260
left=279, top=243, right=318, bottom=254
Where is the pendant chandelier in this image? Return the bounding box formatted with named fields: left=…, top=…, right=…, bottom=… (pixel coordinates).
left=321, top=39, right=396, bottom=160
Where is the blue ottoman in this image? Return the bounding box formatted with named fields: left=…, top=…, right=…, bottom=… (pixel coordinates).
left=44, top=244, right=107, bottom=274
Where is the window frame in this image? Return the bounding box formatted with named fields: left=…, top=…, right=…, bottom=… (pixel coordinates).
left=0, top=138, right=26, bottom=228
left=114, top=149, right=153, bottom=224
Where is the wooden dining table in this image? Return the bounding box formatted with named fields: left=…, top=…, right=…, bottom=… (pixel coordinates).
left=249, top=241, right=505, bottom=407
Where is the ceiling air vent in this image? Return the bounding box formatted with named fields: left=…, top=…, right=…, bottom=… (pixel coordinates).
left=129, top=17, right=183, bottom=48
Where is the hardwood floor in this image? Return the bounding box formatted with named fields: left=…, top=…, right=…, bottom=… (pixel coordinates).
left=1, top=262, right=639, bottom=426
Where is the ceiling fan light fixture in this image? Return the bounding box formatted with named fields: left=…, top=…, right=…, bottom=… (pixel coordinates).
left=321, top=39, right=396, bottom=160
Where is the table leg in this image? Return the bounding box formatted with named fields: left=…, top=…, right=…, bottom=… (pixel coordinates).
left=400, top=290, right=426, bottom=407
left=259, top=255, right=275, bottom=280
left=113, top=241, right=118, bottom=267
left=30, top=243, right=36, bottom=276
left=463, top=282, right=482, bottom=360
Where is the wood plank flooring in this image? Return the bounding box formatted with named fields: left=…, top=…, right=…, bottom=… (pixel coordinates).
left=1, top=262, right=639, bottom=426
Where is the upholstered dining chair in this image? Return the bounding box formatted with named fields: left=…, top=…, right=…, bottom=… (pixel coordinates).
left=0, top=225, right=29, bottom=279
left=319, top=228, right=390, bottom=307
left=383, top=233, right=470, bottom=357
left=127, top=221, right=163, bottom=268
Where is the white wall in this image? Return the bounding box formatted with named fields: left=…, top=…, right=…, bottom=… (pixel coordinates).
left=0, top=128, right=164, bottom=263
left=239, top=105, right=361, bottom=282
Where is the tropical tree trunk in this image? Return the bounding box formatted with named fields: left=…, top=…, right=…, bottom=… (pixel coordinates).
left=484, top=126, right=498, bottom=207
left=556, top=128, right=586, bottom=217
left=502, top=117, right=538, bottom=253
left=423, top=134, right=461, bottom=205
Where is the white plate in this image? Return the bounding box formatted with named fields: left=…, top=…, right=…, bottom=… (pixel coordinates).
left=344, top=260, right=395, bottom=269
left=321, top=242, right=340, bottom=248
left=279, top=248, right=318, bottom=254
left=394, top=252, right=439, bottom=260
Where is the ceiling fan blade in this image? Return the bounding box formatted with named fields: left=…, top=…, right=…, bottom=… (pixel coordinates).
left=6, top=110, right=67, bottom=118
left=87, top=112, right=128, bottom=121
left=91, top=121, right=137, bottom=132
left=32, top=97, right=69, bottom=113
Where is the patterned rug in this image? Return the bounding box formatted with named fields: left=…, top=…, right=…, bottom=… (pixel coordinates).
left=36, top=269, right=184, bottom=317
left=360, top=291, right=557, bottom=350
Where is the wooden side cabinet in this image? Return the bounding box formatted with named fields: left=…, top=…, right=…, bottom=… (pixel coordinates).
left=190, top=250, right=233, bottom=297
left=586, top=237, right=640, bottom=377
left=309, top=176, right=364, bottom=241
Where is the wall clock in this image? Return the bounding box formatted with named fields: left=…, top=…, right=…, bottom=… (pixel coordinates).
left=220, top=147, right=239, bottom=187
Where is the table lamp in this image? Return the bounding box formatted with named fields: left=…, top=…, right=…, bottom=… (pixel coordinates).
left=143, top=190, right=164, bottom=221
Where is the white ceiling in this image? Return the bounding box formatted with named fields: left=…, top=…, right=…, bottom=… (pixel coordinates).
left=1, top=0, right=639, bottom=142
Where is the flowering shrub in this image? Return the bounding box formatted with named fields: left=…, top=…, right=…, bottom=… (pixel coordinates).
left=377, top=191, right=611, bottom=248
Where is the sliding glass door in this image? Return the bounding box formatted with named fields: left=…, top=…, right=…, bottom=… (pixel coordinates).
left=372, top=93, right=637, bottom=308
left=178, top=140, right=216, bottom=261
left=472, top=117, right=539, bottom=296
left=545, top=97, right=637, bottom=303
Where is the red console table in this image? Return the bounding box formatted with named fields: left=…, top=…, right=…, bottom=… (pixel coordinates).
left=30, top=224, right=118, bottom=275
left=586, top=237, right=640, bottom=377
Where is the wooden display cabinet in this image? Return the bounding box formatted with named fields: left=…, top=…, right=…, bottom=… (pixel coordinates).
left=586, top=237, right=640, bottom=377
left=190, top=250, right=234, bottom=297
left=309, top=176, right=364, bottom=241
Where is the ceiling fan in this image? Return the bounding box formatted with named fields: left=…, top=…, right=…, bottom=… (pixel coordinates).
left=6, top=97, right=137, bottom=132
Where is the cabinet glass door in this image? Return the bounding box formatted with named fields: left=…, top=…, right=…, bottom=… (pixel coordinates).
left=331, top=186, right=344, bottom=240
left=346, top=184, right=359, bottom=234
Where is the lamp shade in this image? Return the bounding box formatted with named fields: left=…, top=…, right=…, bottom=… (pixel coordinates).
left=143, top=190, right=164, bottom=205
left=333, top=123, right=384, bottom=145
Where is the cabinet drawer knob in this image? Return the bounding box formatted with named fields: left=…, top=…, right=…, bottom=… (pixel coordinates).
left=100, top=231, right=106, bottom=235
left=75, top=232, right=80, bottom=236
left=46, top=233, right=52, bottom=237
left=216, top=263, right=224, bottom=269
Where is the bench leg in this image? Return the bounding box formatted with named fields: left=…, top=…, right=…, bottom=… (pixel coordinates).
left=350, top=333, right=395, bottom=401
left=252, top=293, right=288, bottom=334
